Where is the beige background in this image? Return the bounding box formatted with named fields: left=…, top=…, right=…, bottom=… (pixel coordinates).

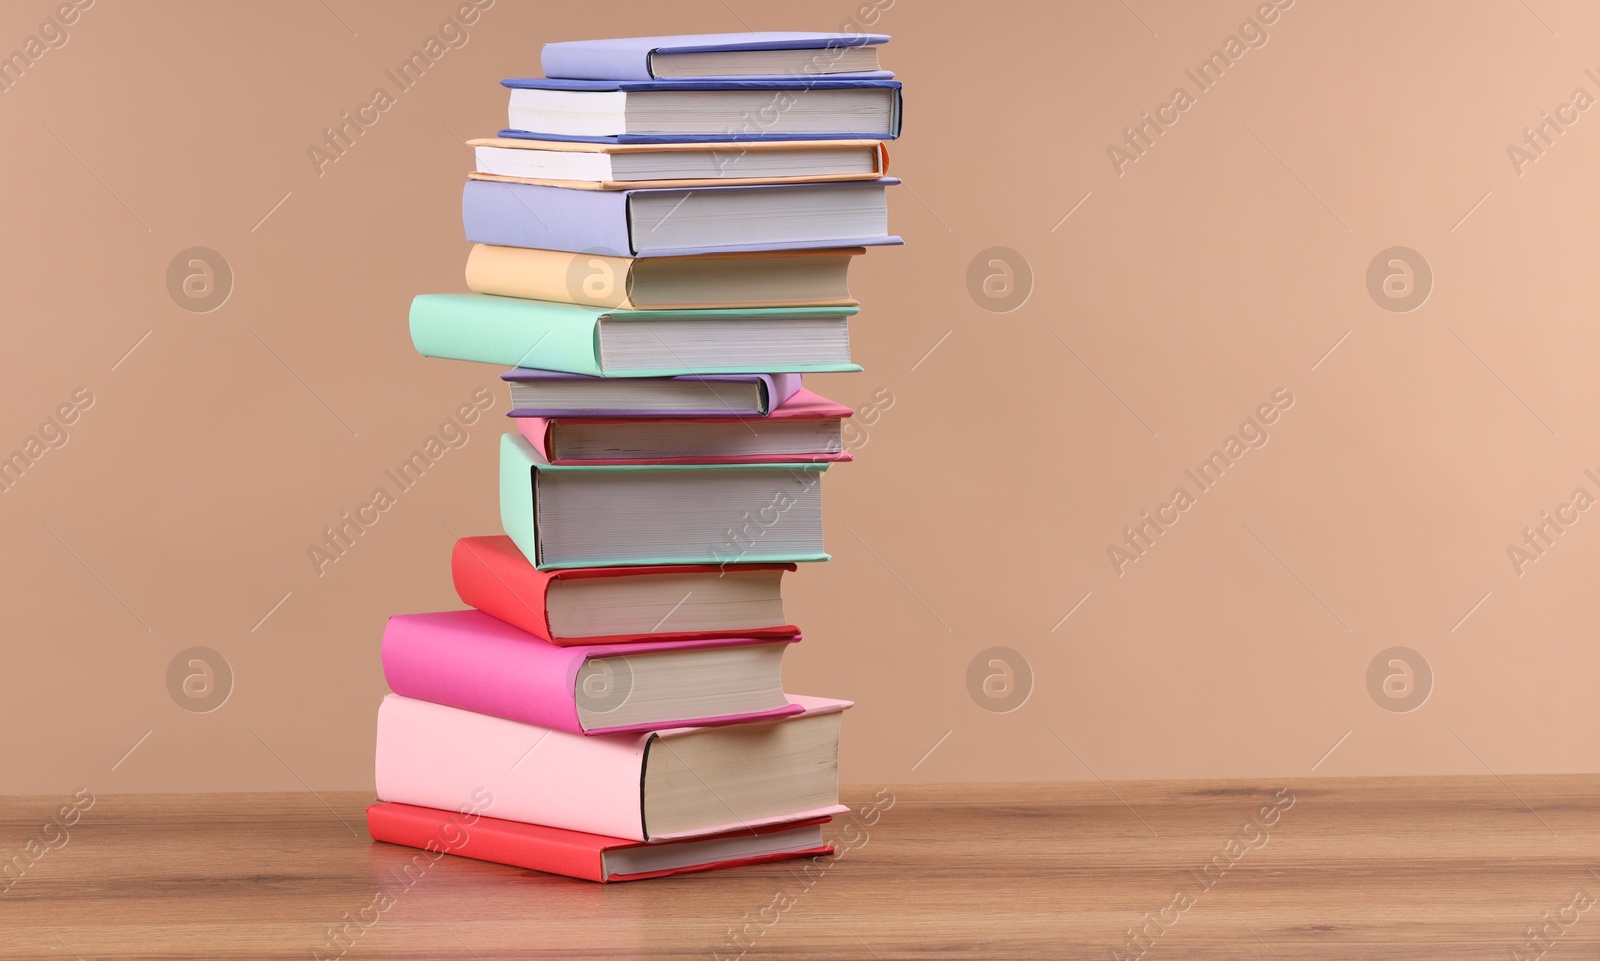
left=4, top=0, right=1599, bottom=793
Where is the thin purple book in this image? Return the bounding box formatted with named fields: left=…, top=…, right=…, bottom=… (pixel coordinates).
left=540, top=32, right=893, bottom=82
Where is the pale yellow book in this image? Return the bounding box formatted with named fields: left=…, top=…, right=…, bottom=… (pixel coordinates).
left=464, top=244, right=863, bottom=310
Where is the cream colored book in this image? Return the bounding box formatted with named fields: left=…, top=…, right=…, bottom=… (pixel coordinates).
left=465, top=137, right=888, bottom=189
left=464, top=243, right=861, bottom=310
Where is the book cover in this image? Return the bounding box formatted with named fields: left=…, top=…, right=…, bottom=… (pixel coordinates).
left=498, top=431, right=832, bottom=570
left=366, top=802, right=835, bottom=883
left=381, top=609, right=803, bottom=734
left=541, top=31, right=891, bottom=81
left=466, top=138, right=889, bottom=191
left=498, top=77, right=902, bottom=143
left=410, top=294, right=862, bottom=375
left=500, top=370, right=803, bottom=417
left=462, top=178, right=903, bottom=256
left=518, top=388, right=854, bottom=465
left=464, top=243, right=865, bottom=307
left=450, top=534, right=802, bottom=644
left=373, top=693, right=851, bottom=841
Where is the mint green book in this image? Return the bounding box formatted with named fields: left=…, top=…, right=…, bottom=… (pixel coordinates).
left=499, top=432, right=831, bottom=570
left=411, top=294, right=862, bottom=377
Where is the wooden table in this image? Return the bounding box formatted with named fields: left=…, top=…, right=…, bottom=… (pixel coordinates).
left=2, top=777, right=1595, bottom=959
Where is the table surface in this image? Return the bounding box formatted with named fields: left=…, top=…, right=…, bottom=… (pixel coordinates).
left=2, top=776, right=1596, bottom=959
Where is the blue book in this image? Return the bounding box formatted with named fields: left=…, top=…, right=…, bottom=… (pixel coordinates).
left=461, top=178, right=901, bottom=257
left=541, top=32, right=892, bottom=82
left=499, top=77, right=903, bottom=144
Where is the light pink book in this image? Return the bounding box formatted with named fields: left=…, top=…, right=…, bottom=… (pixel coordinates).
left=381, top=610, right=803, bottom=735
left=373, top=693, right=850, bottom=841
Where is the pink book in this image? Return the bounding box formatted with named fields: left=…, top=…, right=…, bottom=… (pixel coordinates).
left=381, top=610, right=803, bottom=736
left=373, top=693, right=850, bottom=841
left=515, top=388, right=855, bottom=466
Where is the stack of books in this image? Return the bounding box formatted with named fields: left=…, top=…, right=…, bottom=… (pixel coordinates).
left=366, top=31, right=902, bottom=883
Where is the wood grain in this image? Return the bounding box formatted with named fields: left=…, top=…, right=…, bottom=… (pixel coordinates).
left=2, top=777, right=1597, bottom=959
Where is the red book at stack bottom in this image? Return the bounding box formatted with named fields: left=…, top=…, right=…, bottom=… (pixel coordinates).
left=367, top=802, right=834, bottom=883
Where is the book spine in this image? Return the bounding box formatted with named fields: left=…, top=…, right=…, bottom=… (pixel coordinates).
left=499, top=432, right=542, bottom=570
left=450, top=536, right=558, bottom=642
left=379, top=614, right=583, bottom=733
left=465, top=244, right=637, bottom=309
left=408, top=295, right=605, bottom=374
left=462, top=180, right=635, bottom=254
left=539, top=43, right=653, bottom=82
left=366, top=803, right=610, bottom=883
left=374, top=695, right=649, bottom=840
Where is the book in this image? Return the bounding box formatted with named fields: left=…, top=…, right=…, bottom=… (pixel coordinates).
left=380, top=609, right=800, bottom=735
left=373, top=693, right=850, bottom=841
left=499, top=432, right=830, bottom=569
left=499, top=77, right=903, bottom=143
left=541, top=32, right=891, bottom=82
left=467, top=138, right=888, bottom=189
left=517, top=388, right=852, bottom=465
left=410, top=294, right=861, bottom=376
left=366, top=802, right=835, bottom=883
left=463, top=178, right=901, bottom=257
left=500, top=370, right=803, bottom=418
left=465, top=244, right=862, bottom=309
left=451, top=534, right=800, bottom=644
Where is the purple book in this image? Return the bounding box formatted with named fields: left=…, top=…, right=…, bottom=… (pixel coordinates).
left=501, top=370, right=803, bottom=418
left=541, top=32, right=892, bottom=82
left=461, top=178, right=902, bottom=257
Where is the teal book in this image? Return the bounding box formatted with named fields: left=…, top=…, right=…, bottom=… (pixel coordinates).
left=411, top=294, right=862, bottom=376
left=499, top=432, right=831, bottom=570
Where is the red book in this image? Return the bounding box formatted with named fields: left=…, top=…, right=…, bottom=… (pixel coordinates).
left=452, top=535, right=801, bottom=645
left=367, top=802, right=833, bottom=883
